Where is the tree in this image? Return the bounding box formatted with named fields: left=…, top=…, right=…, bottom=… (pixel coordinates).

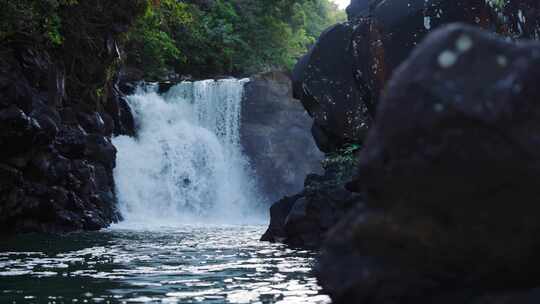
left=125, top=0, right=347, bottom=79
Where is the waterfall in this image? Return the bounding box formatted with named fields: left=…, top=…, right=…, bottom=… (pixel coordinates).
left=112, top=79, right=260, bottom=226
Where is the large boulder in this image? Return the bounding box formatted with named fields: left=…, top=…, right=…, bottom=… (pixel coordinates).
left=293, top=0, right=540, bottom=153
left=346, top=0, right=370, bottom=20
left=241, top=71, right=323, bottom=203
left=292, top=23, right=373, bottom=152
left=261, top=152, right=363, bottom=248
left=320, top=24, right=540, bottom=304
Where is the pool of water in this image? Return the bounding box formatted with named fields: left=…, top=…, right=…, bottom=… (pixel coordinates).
left=0, top=225, right=331, bottom=304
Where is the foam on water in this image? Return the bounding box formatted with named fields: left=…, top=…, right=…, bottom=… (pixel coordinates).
left=112, top=79, right=262, bottom=227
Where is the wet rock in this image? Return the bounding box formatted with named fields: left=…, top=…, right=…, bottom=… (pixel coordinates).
left=85, top=135, right=117, bottom=169
left=105, top=86, right=135, bottom=137
left=78, top=112, right=106, bottom=135
left=320, top=24, right=540, bottom=304
left=261, top=193, right=303, bottom=243
left=261, top=157, right=364, bottom=248
left=47, top=64, right=66, bottom=107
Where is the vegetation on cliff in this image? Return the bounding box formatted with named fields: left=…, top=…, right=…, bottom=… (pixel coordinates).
left=1, top=0, right=345, bottom=80
left=126, top=0, right=346, bottom=79
left=0, top=0, right=148, bottom=103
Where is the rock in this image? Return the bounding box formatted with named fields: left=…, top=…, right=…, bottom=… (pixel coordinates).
left=47, top=64, right=66, bottom=107
left=0, top=105, right=41, bottom=158
left=55, top=125, right=88, bottom=159
left=293, top=0, right=540, bottom=153
left=105, top=86, right=135, bottom=136
left=320, top=24, right=540, bottom=304
left=241, top=71, right=323, bottom=203
left=346, top=0, right=370, bottom=20
left=85, top=135, right=117, bottom=169
left=292, top=23, right=373, bottom=152
left=0, top=164, right=23, bottom=192
left=78, top=112, right=106, bottom=135
left=0, top=1, right=145, bottom=235
left=261, top=193, right=303, bottom=243
left=261, top=155, right=364, bottom=248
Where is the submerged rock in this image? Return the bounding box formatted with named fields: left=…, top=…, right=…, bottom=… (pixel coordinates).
left=319, top=23, right=540, bottom=304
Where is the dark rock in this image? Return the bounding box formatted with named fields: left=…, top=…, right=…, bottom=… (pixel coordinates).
left=78, top=112, right=106, bottom=135
left=241, top=71, right=323, bottom=203
left=60, top=107, right=79, bottom=125
left=0, top=1, right=145, bottom=234
left=320, top=24, right=540, bottom=304
left=293, top=0, right=540, bottom=153
left=293, top=23, right=373, bottom=152
left=105, top=86, right=135, bottom=136
left=85, top=135, right=117, bottom=168
left=0, top=164, right=23, bottom=192
left=118, top=67, right=145, bottom=91
left=346, top=0, right=370, bottom=20
left=261, top=156, right=364, bottom=248
left=0, top=105, right=41, bottom=158
left=55, top=125, right=88, bottom=159
left=47, top=64, right=65, bottom=107
left=261, top=193, right=303, bottom=243
left=158, top=81, right=177, bottom=94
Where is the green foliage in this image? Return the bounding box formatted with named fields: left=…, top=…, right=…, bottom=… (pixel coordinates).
left=0, top=0, right=79, bottom=46
left=0, top=0, right=346, bottom=80
left=127, top=0, right=189, bottom=79
left=126, top=0, right=346, bottom=79
left=322, top=143, right=362, bottom=170
left=487, top=0, right=507, bottom=11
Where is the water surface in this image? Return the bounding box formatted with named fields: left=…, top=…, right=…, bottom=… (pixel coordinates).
left=0, top=225, right=330, bottom=304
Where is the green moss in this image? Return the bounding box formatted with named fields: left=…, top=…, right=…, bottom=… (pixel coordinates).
left=320, top=144, right=361, bottom=184
left=95, top=87, right=104, bottom=99
left=486, top=0, right=507, bottom=11
left=322, top=144, right=361, bottom=170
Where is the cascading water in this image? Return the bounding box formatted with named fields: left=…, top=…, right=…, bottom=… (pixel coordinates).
left=112, top=79, right=261, bottom=226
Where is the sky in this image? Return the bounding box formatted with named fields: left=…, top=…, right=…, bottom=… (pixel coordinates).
left=331, top=0, right=350, bottom=9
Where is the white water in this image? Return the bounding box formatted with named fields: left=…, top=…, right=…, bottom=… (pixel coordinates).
left=112, top=79, right=263, bottom=227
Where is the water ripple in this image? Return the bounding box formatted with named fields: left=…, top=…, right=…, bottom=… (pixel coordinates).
left=0, top=225, right=331, bottom=304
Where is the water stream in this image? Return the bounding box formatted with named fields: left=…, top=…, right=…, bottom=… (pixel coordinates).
left=113, top=79, right=261, bottom=225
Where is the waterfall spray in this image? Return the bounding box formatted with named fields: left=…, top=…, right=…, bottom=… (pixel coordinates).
left=112, top=79, right=261, bottom=226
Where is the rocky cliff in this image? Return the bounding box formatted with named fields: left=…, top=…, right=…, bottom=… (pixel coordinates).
left=0, top=1, right=145, bottom=234
left=263, top=0, right=540, bottom=302
left=241, top=71, right=323, bottom=204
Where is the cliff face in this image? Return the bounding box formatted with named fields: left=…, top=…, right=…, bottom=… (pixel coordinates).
left=241, top=71, right=323, bottom=204
left=0, top=1, right=145, bottom=234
